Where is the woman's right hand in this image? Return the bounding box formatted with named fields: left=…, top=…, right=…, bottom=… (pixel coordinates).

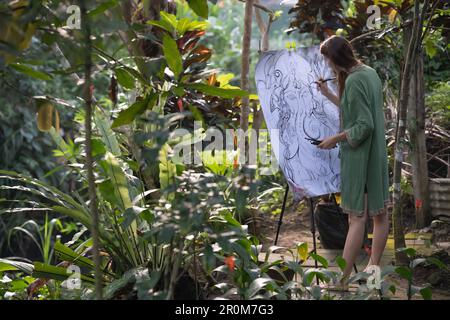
left=316, top=80, right=340, bottom=107
left=316, top=80, right=330, bottom=97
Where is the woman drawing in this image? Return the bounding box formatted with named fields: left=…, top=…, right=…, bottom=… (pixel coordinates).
left=316, top=36, right=391, bottom=290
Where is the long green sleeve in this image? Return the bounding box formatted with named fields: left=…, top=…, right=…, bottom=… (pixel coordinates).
left=344, top=81, right=374, bottom=148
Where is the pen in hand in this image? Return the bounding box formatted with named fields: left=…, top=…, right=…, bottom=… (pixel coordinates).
left=312, top=77, right=336, bottom=85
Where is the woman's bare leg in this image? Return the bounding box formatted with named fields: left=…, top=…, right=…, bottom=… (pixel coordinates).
left=366, top=211, right=389, bottom=268
left=341, top=194, right=368, bottom=281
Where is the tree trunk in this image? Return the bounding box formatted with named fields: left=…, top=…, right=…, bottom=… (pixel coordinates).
left=239, top=0, right=254, bottom=164
left=79, top=0, right=103, bottom=299
left=393, top=0, right=432, bottom=264
left=392, top=0, right=420, bottom=266
left=407, top=48, right=431, bottom=228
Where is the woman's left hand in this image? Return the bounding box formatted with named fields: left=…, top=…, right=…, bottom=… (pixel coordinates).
left=318, top=135, right=338, bottom=149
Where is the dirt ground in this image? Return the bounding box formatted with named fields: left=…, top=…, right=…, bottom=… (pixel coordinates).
left=254, top=200, right=450, bottom=300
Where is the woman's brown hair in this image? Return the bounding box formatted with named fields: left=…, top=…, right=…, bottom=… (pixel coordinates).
left=320, top=35, right=360, bottom=98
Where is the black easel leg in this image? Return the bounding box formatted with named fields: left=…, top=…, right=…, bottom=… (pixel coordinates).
left=274, top=185, right=289, bottom=246
left=309, top=198, right=320, bottom=286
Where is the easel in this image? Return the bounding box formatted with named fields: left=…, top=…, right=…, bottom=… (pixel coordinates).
left=274, top=184, right=360, bottom=285
left=254, top=14, right=362, bottom=288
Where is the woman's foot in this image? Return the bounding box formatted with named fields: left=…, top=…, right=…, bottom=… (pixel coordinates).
left=324, top=275, right=349, bottom=291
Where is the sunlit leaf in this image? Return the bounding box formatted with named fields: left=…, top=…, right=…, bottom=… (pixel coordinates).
left=187, top=0, right=209, bottom=19
left=10, top=63, right=52, bottom=80
left=162, top=34, right=182, bottom=79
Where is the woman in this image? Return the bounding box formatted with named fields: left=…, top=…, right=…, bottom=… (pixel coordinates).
left=316, top=36, right=391, bottom=289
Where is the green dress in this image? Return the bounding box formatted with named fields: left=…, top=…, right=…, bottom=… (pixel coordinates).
left=339, top=64, right=391, bottom=216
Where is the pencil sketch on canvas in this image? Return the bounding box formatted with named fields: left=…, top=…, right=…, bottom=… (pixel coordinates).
left=255, top=47, right=341, bottom=200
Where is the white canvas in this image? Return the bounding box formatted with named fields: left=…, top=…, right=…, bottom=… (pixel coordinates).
left=255, top=47, right=341, bottom=200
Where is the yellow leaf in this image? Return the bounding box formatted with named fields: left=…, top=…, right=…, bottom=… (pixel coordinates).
left=296, top=242, right=308, bottom=262
left=217, top=73, right=235, bottom=87
left=388, top=9, right=398, bottom=24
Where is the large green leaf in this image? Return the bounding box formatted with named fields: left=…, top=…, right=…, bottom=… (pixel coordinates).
left=245, top=277, right=273, bottom=299
left=159, top=144, right=176, bottom=191
left=88, top=0, right=119, bottom=17
left=111, top=94, right=157, bottom=128
left=114, top=67, right=135, bottom=90
left=94, top=113, right=121, bottom=155
left=395, top=266, right=412, bottom=281
left=309, top=253, right=329, bottom=268
left=420, top=286, right=432, bottom=300
left=102, top=152, right=132, bottom=210
left=0, top=259, right=34, bottom=274
left=186, top=83, right=248, bottom=98
left=54, top=241, right=95, bottom=270
left=51, top=206, right=92, bottom=230
left=187, top=0, right=209, bottom=19
left=0, top=171, right=90, bottom=220
left=32, top=262, right=95, bottom=284
left=162, top=34, right=182, bottom=79
left=10, top=63, right=52, bottom=81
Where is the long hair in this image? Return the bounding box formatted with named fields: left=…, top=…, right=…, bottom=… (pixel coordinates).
left=320, top=36, right=360, bottom=98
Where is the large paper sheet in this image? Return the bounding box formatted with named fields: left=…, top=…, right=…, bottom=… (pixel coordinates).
left=255, top=47, right=341, bottom=200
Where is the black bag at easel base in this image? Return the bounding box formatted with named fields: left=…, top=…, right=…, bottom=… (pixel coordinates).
left=314, top=202, right=370, bottom=249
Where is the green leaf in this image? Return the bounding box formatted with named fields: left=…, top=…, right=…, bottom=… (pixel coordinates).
left=245, top=277, right=272, bottom=299
left=121, top=207, right=150, bottom=229
left=397, top=247, right=416, bottom=258
left=111, top=96, right=151, bottom=128
left=104, top=268, right=138, bottom=299
left=0, top=171, right=91, bottom=226
left=54, top=241, right=95, bottom=270
left=147, top=20, right=173, bottom=33
left=88, top=0, right=119, bottom=17
left=114, top=67, right=135, bottom=89
left=162, top=34, right=182, bottom=79
left=395, top=266, right=412, bottom=281
left=427, top=257, right=448, bottom=270
left=335, top=256, right=347, bottom=271
left=187, top=0, right=209, bottom=19
left=32, top=262, right=95, bottom=284
left=10, top=63, right=52, bottom=81
left=51, top=206, right=92, bottom=230
left=160, top=11, right=178, bottom=29
left=94, top=113, right=121, bottom=155
left=0, top=259, right=33, bottom=274
left=424, top=37, right=438, bottom=58
left=159, top=144, right=176, bottom=191
left=420, top=286, right=432, bottom=300
left=222, top=212, right=241, bottom=227
left=309, top=253, right=329, bottom=268
left=186, top=83, right=248, bottom=98
left=101, top=152, right=133, bottom=210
